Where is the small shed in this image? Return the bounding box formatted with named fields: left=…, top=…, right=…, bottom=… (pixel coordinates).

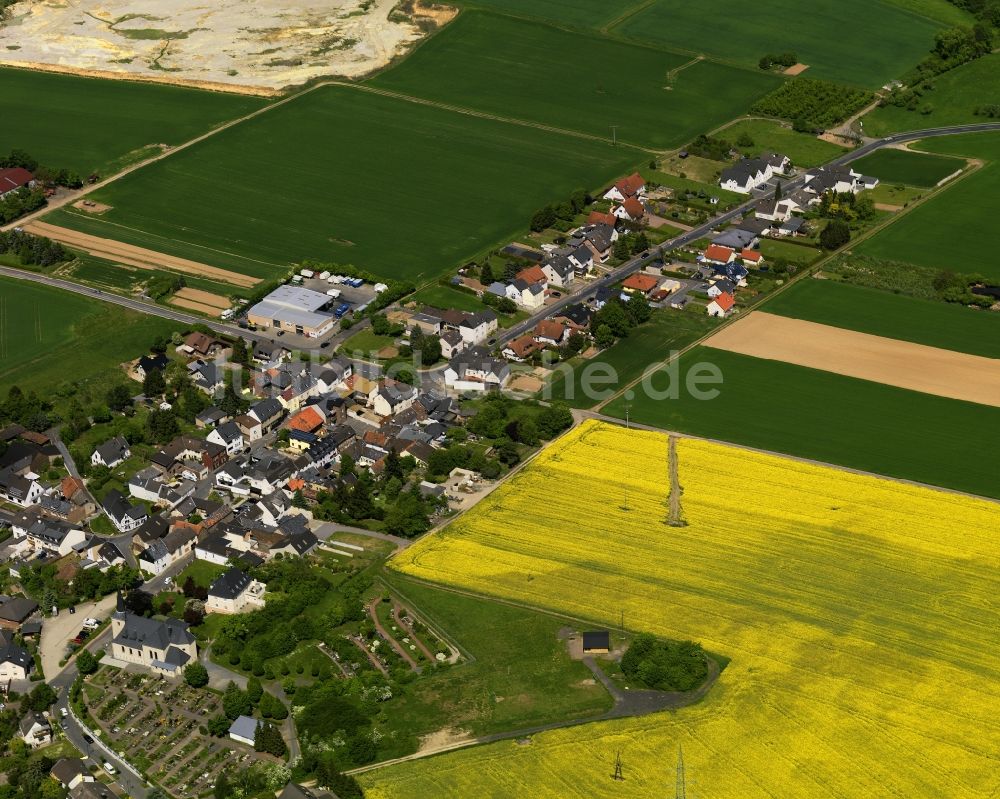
left=228, top=715, right=259, bottom=747
left=582, top=631, right=611, bottom=654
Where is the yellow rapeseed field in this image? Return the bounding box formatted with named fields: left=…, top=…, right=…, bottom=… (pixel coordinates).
left=366, top=420, right=1000, bottom=798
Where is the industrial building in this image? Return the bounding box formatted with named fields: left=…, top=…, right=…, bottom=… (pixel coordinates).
left=246, top=285, right=337, bottom=338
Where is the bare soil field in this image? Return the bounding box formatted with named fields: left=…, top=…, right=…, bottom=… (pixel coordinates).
left=173, top=286, right=230, bottom=309
left=170, top=296, right=222, bottom=315
left=0, top=0, right=450, bottom=92
left=704, top=311, right=1000, bottom=407
left=72, top=200, right=114, bottom=214
left=23, top=221, right=260, bottom=287
left=784, top=63, right=810, bottom=76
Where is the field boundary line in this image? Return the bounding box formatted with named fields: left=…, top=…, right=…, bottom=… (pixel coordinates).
left=55, top=208, right=288, bottom=273
left=335, top=82, right=656, bottom=153
left=579, top=409, right=1000, bottom=507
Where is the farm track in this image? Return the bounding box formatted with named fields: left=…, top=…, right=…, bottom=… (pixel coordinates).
left=338, top=82, right=656, bottom=153
left=22, top=221, right=260, bottom=287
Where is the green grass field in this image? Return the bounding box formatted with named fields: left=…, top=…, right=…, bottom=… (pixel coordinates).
left=857, top=133, right=1000, bottom=281
left=612, top=0, right=945, bottom=88
left=409, top=284, right=485, bottom=313
left=758, top=238, right=823, bottom=266
left=370, top=12, right=780, bottom=150
left=545, top=310, right=717, bottom=408
left=0, top=67, right=266, bottom=175
left=849, top=148, right=963, bottom=187
left=715, top=119, right=847, bottom=166
left=765, top=279, right=1000, bottom=358
left=0, top=276, right=179, bottom=392
left=52, top=85, right=643, bottom=284
left=862, top=53, right=1000, bottom=135
left=377, top=576, right=612, bottom=757
left=603, top=346, right=1000, bottom=497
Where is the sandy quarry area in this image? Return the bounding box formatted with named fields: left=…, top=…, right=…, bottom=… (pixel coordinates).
left=705, top=311, right=1000, bottom=408
left=23, top=220, right=260, bottom=287
left=0, top=0, right=453, bottom=93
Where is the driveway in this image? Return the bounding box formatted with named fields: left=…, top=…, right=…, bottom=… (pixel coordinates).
left=50, top=628, right=149, bottom=799
left=39, top=594, right=118, bottom=680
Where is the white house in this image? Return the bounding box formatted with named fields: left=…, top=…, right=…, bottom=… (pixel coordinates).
left=804, top=165, right=879, bottom=196
left=102, top=490, right=147, bottom=533
left=206, top=567, right=266, bottom=615
left=91, top=436, right=130, bottom=468
left=706, top=292, right=736, bottom=318
left=457, top=310, right=498, bottom=346
left=19, top=712, right=51, bottom=748
left=719, top=158, right=773, bottom=193
left=506, top=279, right=545, bottom=310
left=602, top=172, right=646, bottom=202
left=208, top=421, right=245, bottom=456
left=369, top=381, right=417, bottom=418
left=541, top=256, right=576, bottom=289
left=0, top=630, right=32, bottom=680
left=444, top=348, right=511, bottom=393
left=0, top=470, right=44, bottom=507
left=50, top=759, right=94, bottom=790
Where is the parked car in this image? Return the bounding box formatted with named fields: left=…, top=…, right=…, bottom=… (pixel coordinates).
left=83, top=734, right=94, bottom=744
left=103, top=761, right=116, bottom=776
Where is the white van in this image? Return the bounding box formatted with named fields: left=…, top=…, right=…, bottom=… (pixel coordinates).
left=103, top=761, right=117, bottom=776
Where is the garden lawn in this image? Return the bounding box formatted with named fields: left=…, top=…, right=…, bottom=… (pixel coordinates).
left=370, top=12, right=781, bottom=150
left=857, top=133, right=1000, bottom=280
left=862, top=53, right=1000, bottom=135
left=544, top=310, right=717, bottom=408
left=764, top=279, right=1000, bottom=358
left=368, top=421, right=1000, bottom=798
left=612, top=0, right=944, bottom=88
left=375, top=576, right=612, bottom=758
left=0, top=67, right=266, bottom=175
left=849, top=148, right=963, bottom=187
left=0, top=276, right=179, bottom=392
left=603, top=346, right=1000, bottom=497
left=716, top=119, right=847, bottom=166
left=408, top=284, right=485, bottom=314
left=52, top=85, right=643, bottom=284
left=758, top=238, right=822, bottom=266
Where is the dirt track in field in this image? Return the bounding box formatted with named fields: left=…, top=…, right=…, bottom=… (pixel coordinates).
left=704, top=311, right=1000, bottom=408
left=22, top=221, right=260, bottom=288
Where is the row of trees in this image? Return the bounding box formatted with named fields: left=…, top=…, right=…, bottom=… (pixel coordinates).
left=0, top=230, right=67, bottom=266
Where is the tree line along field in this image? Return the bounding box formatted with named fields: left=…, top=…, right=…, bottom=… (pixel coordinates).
left=861, top=52, right=1000, bottom=136
left=0, top=276, right=179, bottom=392
left=602, top=346, right=1000, bottom=498
left=49, top=85, right=643, bottom=284
left=368, top=11, right=781, bottom=151
left=365, top=421, right=1000, bottom=798
left=857, top=133, right=1000, bottom=281
left=0, top=67, right=267, bottom=176
left=610, top=0, right=949, bottom=88
left=765, top=279, right=1000, bottom=359
left=849, top=147, right=963, bottom=187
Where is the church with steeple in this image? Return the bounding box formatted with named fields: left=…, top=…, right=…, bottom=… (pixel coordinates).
left=110, top=591, right=198, bottom=677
